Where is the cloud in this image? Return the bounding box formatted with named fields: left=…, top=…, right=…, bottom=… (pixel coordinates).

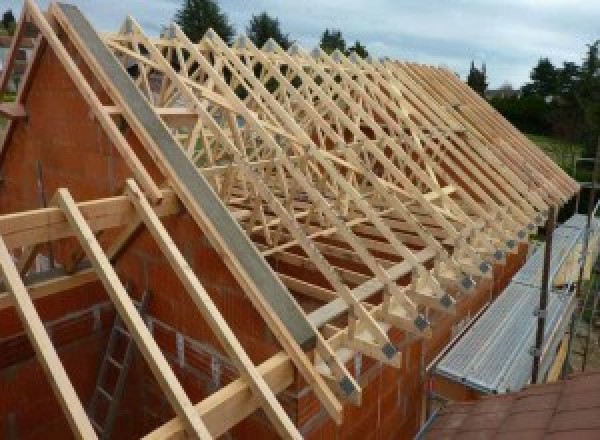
left=3, top=0, right=599, bottom=88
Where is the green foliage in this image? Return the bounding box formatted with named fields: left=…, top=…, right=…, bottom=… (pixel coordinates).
left=320, top=29, right=346, bottom=55
left=466, top=61, right=487, bottom=96
left=522, top=58, right=558, bottom=98
left=491, top=95, right=551, bottom=134
left=1, top=9, right=16, bottom=35
left=175, top=0, right=235, bottom=44
left=247, top=12, right=291, bottom=50
left=492, top=40, right=600, bottom=160
left=348, top=41, right=368, bottom=58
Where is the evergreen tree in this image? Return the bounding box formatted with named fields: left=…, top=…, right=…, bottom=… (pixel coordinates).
left=247, top=12, right=291, bottom=50
left=2, top=9, right=16, bottom=35
left=320, top=29, right=346, bottom=55
left=523, top=58, right=558, bottom=98
left=466, top=61, right=488, bottom=96
left=578, top=41, right=600, bottom=156
left=348, top=40, right=368, bottom=58
left=175, top=0, right=235, bottom=44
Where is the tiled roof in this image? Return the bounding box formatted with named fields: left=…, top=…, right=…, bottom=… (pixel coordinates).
left=424, top=371, right=600, bottom=439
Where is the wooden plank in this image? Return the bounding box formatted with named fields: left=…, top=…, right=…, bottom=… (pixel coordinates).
left=0, top=103, right=27, bottom=119
left=55, top=188, right=211, bottom=439
left=0, top=238, right=97, bottom=439
left=124, top=179, right=301, bottom=439
left=0, top=189, right=179, bottom=250
left=143, top=353, right=294, bottom=439
left=0, top=267, right=97, bottom=311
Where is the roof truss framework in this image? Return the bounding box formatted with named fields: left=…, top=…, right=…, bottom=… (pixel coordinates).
left=0, top=1, right=578, bottom=438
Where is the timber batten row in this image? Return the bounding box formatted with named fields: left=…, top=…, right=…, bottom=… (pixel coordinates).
left=0, top=1, right=577, bottom=438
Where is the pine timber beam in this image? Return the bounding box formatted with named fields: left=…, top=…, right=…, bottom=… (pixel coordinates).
left=0, top=103, right=27, bottom=120
left=0, top=238, right=97, bottom=439
left=0, top=188, right=179, bottom=250
left=56, top=187, right=211, bottom=438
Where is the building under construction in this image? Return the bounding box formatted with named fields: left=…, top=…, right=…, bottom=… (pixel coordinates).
left=0, top=1, right=589, bottom=439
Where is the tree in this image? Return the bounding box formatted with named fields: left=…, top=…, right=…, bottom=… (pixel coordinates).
left=246, top=12, right=291, bottom=50
left=348, top=40, right=368, bottom=58
left=523, top=58, right=557, bottom=98
left=578, top=41, right=600, bottom=156
left=175, top=0, right=234, bottom=45
left=320, top=29, right=346, bottom=55
left=466, top=61, right=488, bottom=96
left=2, top=9, right=16, bottom=35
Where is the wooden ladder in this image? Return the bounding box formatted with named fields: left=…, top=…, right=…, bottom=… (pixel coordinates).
left=88, top=289, right=151, bottom=439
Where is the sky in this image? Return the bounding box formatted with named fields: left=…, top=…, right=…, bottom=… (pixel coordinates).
left=3, top=0, right=599, bottom=88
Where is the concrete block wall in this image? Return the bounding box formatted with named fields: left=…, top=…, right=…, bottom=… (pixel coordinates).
left=0, top=34, right=531, bottom=439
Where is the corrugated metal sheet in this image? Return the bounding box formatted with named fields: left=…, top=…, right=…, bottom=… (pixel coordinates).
left=434, top=214, right=597, bottom=394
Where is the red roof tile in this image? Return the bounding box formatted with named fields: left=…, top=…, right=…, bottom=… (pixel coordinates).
left=424, top=372, right=600, bottom=439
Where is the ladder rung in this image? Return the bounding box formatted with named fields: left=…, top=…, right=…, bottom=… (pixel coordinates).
left=97, top=386, right=113, bottom=401
left=107, top=356, right=123, bottom=369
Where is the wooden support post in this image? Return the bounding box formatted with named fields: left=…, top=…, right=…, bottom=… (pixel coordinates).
left=531, top=205, right=556, bottom=384
left=0, top=238, right=97, bottom=439
left=55, top=188, right=211, bottom=439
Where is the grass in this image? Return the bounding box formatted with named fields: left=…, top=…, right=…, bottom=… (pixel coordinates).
left=526, top=133, right=583, bottom=177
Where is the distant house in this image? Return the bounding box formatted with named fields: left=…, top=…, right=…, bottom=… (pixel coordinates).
left=485, top=87, right=521, bottom=100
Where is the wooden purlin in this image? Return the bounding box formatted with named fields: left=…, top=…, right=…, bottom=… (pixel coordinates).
left=0, top=238, right=97, bottom=439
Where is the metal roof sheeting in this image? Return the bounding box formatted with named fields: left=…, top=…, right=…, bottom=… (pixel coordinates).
left=434, top=214, right=598, bottom=394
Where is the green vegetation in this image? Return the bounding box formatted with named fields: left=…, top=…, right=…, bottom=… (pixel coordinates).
left=1, top=9, right=16, bottom=35
left=247, top=12, right=291, bottom=50
left=319, top=29, right=369, bottom=57
left=467, top=61, right=487, bottom=97
left=490, top=40, right=600, bottom=158
left=527, top=134, right=583, bottom=175
left=175, top=0, right=235, bottom=44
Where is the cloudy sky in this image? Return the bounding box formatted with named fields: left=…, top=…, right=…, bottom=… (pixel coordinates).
left=4, top=0, right=599, bottom=88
